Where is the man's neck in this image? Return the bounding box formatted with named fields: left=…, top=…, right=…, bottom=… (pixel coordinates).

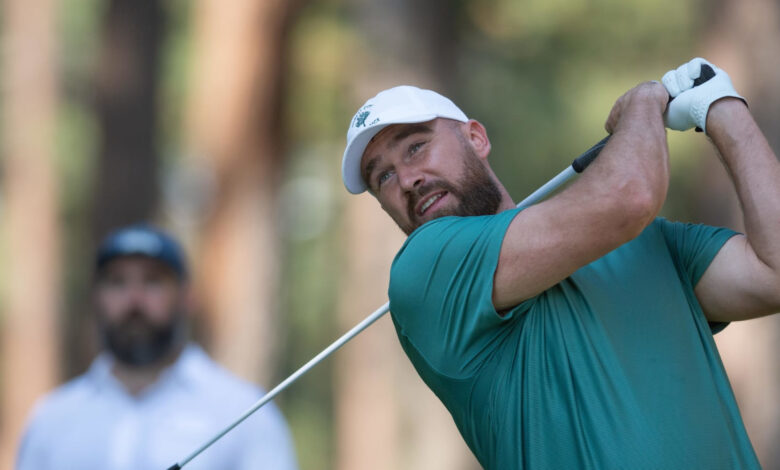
left=111, top=345, right=184, bottom=396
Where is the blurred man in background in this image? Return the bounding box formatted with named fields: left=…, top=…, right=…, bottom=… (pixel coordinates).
left=16, top=224, right=298, bottom=470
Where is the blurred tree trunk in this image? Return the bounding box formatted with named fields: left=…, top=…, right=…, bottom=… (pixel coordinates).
left=0, top=0, right=60, bottom=467
left=183, top=0, right=302, bottom=385
left=699, top=1, right=780, bottom=468
left=93, top=0, right=164, bottom=238
left=335, top=1, right=480, bottom=469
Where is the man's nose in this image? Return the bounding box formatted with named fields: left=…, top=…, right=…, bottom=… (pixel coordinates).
left=397, top=165, right=424, bottom=192
left=124, top=281, right=149, bottom=305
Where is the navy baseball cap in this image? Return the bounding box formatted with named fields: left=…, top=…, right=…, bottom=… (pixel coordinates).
left=95, top=224, right=188, bottom=279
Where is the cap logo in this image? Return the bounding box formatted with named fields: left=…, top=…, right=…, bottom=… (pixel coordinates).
left=351, top=104, right=373, bottom=128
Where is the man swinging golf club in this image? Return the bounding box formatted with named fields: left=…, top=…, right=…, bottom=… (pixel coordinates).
left=341, top=58, right=778, bottom=469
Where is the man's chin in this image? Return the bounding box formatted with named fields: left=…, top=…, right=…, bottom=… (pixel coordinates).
left=104, top=325, right=179, bottom=367
left=109, top=341, right=170, bottom=367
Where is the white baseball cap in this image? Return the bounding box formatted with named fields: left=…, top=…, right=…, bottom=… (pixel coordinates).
left=341, top=85, right=469, bottom=194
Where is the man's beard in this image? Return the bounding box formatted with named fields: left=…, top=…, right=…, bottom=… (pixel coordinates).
left=398, top=148, right=503, bottom=235
left=100, top=308, right=182, bottom=367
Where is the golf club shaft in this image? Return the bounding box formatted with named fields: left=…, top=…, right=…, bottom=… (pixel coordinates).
left=518, top=135, right=610, bottom=209
left=168, top=136, right=610, bottom=470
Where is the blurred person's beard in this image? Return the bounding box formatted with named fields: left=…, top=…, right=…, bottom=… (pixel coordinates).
left=399, top=146, right=502, bottom=235
left=101, top=308, right=182, bottom=367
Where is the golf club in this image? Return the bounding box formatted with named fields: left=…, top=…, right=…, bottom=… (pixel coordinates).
left=166, top=136, right=610, bottom=470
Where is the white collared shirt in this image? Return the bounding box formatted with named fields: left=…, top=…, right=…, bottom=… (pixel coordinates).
left=16, top=344, right=298, bottom=470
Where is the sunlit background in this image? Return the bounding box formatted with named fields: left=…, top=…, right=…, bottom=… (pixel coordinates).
left=1, top=0, right=779, bottom=468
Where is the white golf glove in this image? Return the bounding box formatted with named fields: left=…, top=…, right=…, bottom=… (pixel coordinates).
left=662, top=57, right=745, bottom=133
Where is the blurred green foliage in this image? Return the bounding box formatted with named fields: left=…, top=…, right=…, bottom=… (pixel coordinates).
left=57, top=0, right=102, bottom=377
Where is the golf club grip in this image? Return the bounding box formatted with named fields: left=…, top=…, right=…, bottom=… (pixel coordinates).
left=571, top=136, right=610, bottom=173
left=693, top=64, right=716, bottom=87
left=572, top=63, right=716, bottom=173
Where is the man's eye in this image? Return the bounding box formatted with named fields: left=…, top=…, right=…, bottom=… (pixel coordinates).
left=409, top=142, right=425, bottom=155
left=377, top=170, right=393, bottom=187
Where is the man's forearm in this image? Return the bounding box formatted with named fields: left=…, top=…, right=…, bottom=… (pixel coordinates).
left=707, top=98, right=780, bottom=270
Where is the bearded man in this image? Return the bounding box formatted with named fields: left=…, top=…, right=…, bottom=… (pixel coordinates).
left=340, top=58, right=779, bottom=469
left=16, top=224, right=298, bottom=470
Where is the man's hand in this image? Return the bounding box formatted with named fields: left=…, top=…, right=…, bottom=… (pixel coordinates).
left=604, top=81, right=668, bottom=135
left=662, top=57, right=745, bottom=133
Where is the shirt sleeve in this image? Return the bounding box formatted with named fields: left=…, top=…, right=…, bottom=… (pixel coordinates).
left=657, top=218, right=739, bottom=286
left=656, top=218, right=739, bottom=334
left=388, top=209, right=521, bottom=378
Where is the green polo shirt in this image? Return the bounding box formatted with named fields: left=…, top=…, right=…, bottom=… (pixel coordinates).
left=388, top=209, right=759, bottom=469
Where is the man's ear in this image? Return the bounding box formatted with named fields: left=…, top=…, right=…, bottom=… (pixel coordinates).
left=466, top=120, right=491, bottom=160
